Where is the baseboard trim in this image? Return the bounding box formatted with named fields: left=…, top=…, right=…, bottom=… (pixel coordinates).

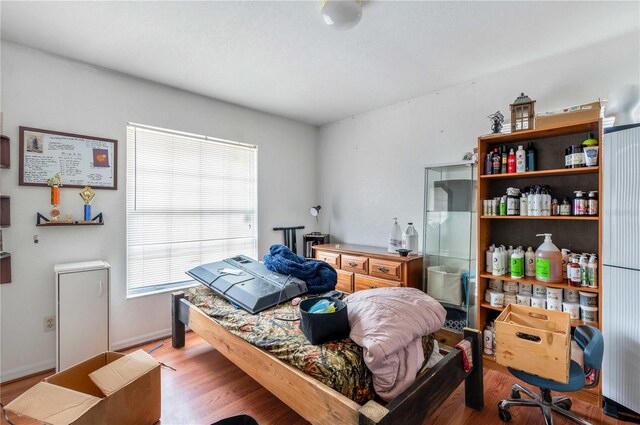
left=0, top=359, right=56, bottom=384
left=110, top=328, right=172, bottom=351
left=1, top=328, right=173, bottom=383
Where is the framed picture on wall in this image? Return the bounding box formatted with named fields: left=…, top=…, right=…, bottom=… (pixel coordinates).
left=19, top=127, right=117, bottom=189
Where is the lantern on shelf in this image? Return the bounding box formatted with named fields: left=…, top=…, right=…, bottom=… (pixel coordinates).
left=510, top=93, right=536, bottom=132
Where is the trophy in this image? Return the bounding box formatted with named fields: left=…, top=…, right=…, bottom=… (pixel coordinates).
left=47, top=174, right=63, bottom=221
left=79, top=186, right=95, bottom=221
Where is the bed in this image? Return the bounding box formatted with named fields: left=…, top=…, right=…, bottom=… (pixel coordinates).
left=172, top=287, right=484, bottom=425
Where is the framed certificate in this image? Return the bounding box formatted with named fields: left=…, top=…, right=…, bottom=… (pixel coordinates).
left=19, top=127, right=117, bottom=189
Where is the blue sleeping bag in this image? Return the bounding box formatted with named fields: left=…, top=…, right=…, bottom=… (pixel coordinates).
left=263, top=244, right=337, bottom=294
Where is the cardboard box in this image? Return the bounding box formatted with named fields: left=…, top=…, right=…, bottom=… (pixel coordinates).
left=494, top=304, right=571, bottom=384
left=535, top=101, right=602, bottom=130
left=5, top=350, right=161, bottom=425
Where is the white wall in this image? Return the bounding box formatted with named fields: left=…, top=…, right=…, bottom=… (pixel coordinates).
left=0, top=42, right=319, bottom=381
left=316, top=32, right=640, bottom=248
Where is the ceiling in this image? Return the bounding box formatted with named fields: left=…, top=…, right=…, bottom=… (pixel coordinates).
left=1, top=1, right=638, bottom=126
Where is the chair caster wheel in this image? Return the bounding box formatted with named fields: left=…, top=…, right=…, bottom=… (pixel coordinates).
left=499, top=407, right=512, bottom=422
left=510, top=389, right=521, bottom=399
left=557, top=400, right=572, bottom=411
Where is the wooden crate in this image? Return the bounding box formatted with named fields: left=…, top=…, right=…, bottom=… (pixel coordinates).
left=495, top=304, right=571, bottom=383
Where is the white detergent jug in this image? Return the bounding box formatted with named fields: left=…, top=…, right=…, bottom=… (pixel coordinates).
left=388, top=218, right=402, bottom=253
left=402, top=222, right=418, bottom=253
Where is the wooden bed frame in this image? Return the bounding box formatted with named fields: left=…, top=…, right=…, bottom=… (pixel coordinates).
left=172, top=291, right=484, bottom=425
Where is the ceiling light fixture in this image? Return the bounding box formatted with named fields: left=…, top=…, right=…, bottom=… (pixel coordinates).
left=321, top=0, right=363, bottom=31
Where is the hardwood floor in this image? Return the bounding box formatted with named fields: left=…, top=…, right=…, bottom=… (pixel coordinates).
left=1, top=332, right=623, bottom=425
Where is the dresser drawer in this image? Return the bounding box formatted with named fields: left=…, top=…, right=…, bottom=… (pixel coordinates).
left=315, top=251, right=340, bottom=268
left=369, top=259, right=403, bottom=281
left=341, top=254, right=369, bottom=275
left=335, top=270, right=354, bottom=293
left=354, top=274, right=402, bottom=291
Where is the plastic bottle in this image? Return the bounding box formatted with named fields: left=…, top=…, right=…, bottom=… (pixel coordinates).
left=511, top=248, right=524, bottom=278
left=492, top=148, right=501, bottom=174
left=525, top=246, right=536, bottom=277
left=520, top=189, right=528, bottom=216
left=499, top=196, right=507, bottom=216
left=579, top=254, right=589, bottom=287
left=526, top=142, right=536, bottom=172
left=485, top=153, right=493, bottom=175
left=551, top=198, right=559, bottom=216
left=501, top=146, right=508, bottom=174
left=561, top=248, right=571, bottom=280
left=401, top=222, right=419, bottom=252
left=532, top=186, right=542, bottom=217
left=527, top=190, right=535, bottom=216
left=484, top=323, right=494, bottom=355
left=500, top=246, right=507, bottom=275
left=541, top=186, right=551, bottom=216
left=507, top=245, right=514, bottom=273
left=507, top=148, right=516, bottom=173
left=492, top=247, right=502, bottom=276
left=388, top=218, right=402, bottom=253
left=486, top=245, right=495, bottom=273
left=560, top=197, right=571, bottom=216
left=534, top=233, right=563, bottom=283
left=516, top=145, right=526, bottom=173
left=573, top=191, right=586, bottom=216
left=583, top=133, right=599, bottom=167
left=568, top=257, right=582, bottom=287
left=588, top=255, right=598, bottom=288
left=588, top=191, right=598, bottom=216
left=506, top=188, right=519, bottom=216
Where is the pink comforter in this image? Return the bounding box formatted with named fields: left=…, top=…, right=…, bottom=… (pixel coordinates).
left=344, top=287, right=446, bottom=401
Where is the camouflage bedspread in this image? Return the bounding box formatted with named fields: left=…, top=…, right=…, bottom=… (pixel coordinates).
left=186, top=285, right=434, bottom=405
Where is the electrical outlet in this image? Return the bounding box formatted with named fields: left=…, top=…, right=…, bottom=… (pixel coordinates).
left=44, top=315, right=56, bottom=332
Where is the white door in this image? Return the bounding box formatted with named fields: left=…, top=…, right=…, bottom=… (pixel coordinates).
left=58, top=269, right=109, bottom=370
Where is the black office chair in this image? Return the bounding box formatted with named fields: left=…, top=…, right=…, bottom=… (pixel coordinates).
left=498, top=325, right=604, bottom=425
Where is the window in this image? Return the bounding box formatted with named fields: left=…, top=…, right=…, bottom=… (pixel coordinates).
left=126, top=124, right=257, bottom=296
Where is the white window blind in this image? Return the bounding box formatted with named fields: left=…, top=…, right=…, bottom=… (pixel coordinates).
left=126, top=124, right=257, bottom=296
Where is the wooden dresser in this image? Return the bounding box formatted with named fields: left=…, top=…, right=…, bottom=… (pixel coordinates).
left=312, top=244, right=423, bottom=294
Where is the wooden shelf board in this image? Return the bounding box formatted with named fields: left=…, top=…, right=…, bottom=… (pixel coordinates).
left=480, top=167, right=599, bottom=180
left=479, top=273, right=600, bottom=293
left=478, top=119, right=600, bottom=144
left=36, top=222, right=104, bottom=227
left=480, top=215, right=598, bottom=221
left=480, top=303, right=599, bottom=328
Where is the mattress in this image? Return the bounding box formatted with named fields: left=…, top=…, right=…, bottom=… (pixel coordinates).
left=186, top=286, right=436, bottom=404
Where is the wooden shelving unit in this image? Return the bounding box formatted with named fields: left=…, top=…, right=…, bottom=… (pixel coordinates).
left=477, top=118, right=603, bottom=404
left=0, top=135, right=10, bottom=283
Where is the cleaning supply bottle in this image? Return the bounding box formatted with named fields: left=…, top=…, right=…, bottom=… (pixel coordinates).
left=579, top=254, right=589, bottom=287
left=500, top=246, right=508, bottom=275
left=507, top=245, right=514, bottom=273
left=560, top=197, right=571, bottom=216
left=532, top=186, right=542, bottom=216
left=516, top=145, right=526, bottom=173
left=492, top=247, right=502, bottom=276
left=388, top=218, right=402, bottom=253
left=507, top=148, right=516, bottom=173
left=401, top=222, right=418, bottom=252
left=511, top=248, right=524, bottom=278
left=527, top=190, right=535, bottom=216
left=525, top=246, right=536, bottom=277
left=499, top=196, right=507, bottom=216
left=526, top=142, right=536, bottom=172
left=588, top=254, right=598, bottom=288
left=535, top=234, right=563, bottom=283
left=484, top=322, right=495, bottom=355
left=486, top=245, right=495, bottom=273
left=520, top=189, right=529, bottom=216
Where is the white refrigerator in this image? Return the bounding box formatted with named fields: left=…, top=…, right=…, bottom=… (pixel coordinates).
left=602, top=123, right=640, bottom=420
